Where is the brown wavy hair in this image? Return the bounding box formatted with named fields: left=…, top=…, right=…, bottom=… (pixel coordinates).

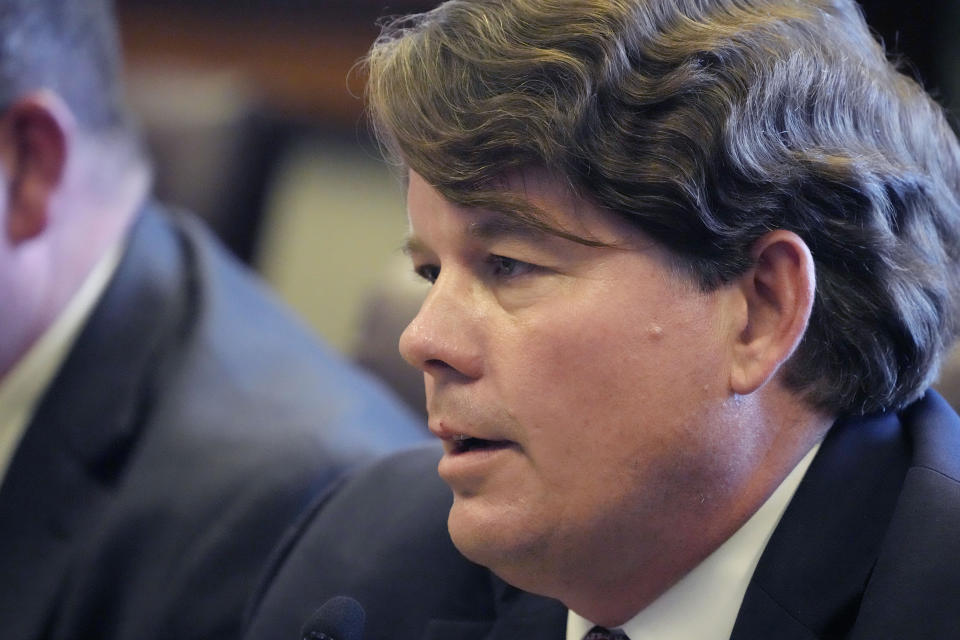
left=365, top=0, right=960, bottom=416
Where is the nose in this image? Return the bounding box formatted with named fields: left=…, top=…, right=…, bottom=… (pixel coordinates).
left=399, top=275, right=483, bottom=380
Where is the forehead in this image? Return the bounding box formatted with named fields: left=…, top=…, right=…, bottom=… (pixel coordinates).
left=404, top=170, right=650, bottom=252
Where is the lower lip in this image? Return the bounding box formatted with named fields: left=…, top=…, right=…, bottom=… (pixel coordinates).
left=437, top=442, right=518, bottom=481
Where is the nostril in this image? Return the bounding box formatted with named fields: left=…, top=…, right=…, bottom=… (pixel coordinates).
left=423, top=358, right=476, bottom=382
left=424, top=358, right=453, bottom=371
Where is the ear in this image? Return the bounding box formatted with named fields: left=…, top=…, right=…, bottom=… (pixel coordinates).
left=0, top=92, right=74, bottom=243
left=729, top=230, right=815, bottom=395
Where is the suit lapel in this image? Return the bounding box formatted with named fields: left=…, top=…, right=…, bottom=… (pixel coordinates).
left=0, top=205, right=190, bottom=640
left=733, top=587, right=819, bottom=640
left=847, top=391, right=960, bottom=639
left=731, top=409, right=911, bottom=640
left=0, top=419, right=113, bottom=640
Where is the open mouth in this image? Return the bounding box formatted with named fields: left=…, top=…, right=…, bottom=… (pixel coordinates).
left=451, top=436, right=512, bottom=454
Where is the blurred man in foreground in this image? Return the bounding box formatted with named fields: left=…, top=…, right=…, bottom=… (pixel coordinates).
left=244, top=0, right=960, bottom=638
left=0, top=2, right=426, bottom=639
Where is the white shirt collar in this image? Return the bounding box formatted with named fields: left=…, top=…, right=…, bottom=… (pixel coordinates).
left=566, top=441, right=821, bottom=640
left=0, top=239, right=125, bottom=485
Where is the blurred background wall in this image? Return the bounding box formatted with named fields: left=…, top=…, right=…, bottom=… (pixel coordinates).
left=114, top=0, right=960, bottom=416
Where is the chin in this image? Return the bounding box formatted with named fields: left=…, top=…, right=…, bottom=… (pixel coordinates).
left=446, top=499, right=559, bottom=596
left=446, top=499, right=500, bottom=563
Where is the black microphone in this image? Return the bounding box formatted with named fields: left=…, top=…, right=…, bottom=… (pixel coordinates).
left=300, top=596, right=366, bottom=640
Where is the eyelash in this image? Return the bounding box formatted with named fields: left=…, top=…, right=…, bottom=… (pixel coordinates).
left=415, top=264, right=440, bottom=284
left=486, top=254, right=532, bottom=278
left=413, top=255, right=535, bottom=284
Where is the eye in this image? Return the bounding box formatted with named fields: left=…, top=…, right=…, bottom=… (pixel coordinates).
left=414, top=263, right=440, bottom=284
left=486, top=254, right=536, bottom=279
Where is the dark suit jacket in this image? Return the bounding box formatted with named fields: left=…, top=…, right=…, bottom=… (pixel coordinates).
left=0, top=204, right=427, bottom=640
left=242, top=391, right=960, bottom=640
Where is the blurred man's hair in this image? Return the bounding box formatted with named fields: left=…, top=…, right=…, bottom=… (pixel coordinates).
left=366, top=0, right=960, bottom=416
left=0, top=0, right=129, bottom=131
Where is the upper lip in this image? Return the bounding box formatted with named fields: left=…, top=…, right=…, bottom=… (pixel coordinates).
left=429, top=419, right=475, bottom=442
left=429, top=419, right=511, bottom=447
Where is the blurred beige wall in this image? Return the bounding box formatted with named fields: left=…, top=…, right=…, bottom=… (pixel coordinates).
left=255, top=141, right=420, bottom=353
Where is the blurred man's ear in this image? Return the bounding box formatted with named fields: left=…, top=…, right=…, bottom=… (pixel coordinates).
left=0, top=92, right=74, bottom=243
left=729, top=230, right=816, bottom=395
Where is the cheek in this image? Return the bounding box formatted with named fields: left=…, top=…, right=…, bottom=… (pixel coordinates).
left=513, top=300, right=706, bottom=393
left=494, top=287, right=732, bottom=468
left=490, top=306, right=646, bottom=474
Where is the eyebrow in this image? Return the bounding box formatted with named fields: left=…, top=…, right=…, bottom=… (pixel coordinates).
left=401, top=235, right=429, bottom=256
left=467, top=216, right=548, bottom=242
left=402, top=215, right=551, bottom=256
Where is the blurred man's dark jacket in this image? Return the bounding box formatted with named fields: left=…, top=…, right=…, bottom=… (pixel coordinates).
left=0, top=205, right=426, bottom=640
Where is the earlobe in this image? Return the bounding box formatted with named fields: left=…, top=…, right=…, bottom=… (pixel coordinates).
left=2, top=92, right=73, bottom=243
left=729, top=230, right=815, bottom=395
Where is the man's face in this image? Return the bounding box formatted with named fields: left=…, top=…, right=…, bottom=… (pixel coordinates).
left=401, top=170, right=759, bottom=611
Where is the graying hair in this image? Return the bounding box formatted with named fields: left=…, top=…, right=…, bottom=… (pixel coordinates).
left=0, top=0, right=129, bottom=131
